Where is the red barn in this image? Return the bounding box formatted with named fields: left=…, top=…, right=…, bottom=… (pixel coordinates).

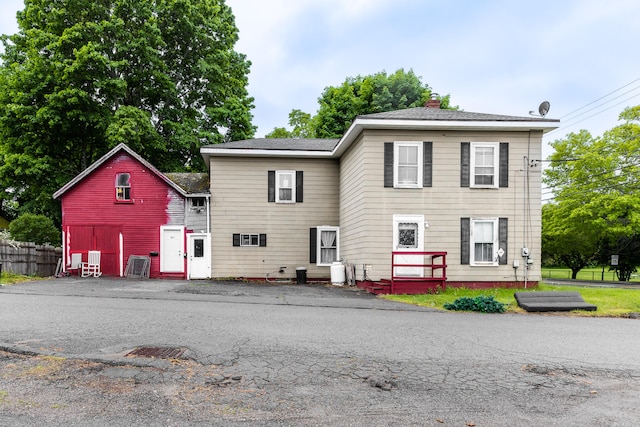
left=53, top=144, right=211, bottom=279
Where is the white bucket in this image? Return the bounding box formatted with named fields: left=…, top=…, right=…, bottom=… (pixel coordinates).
left=330, top=262, right=345, bottom=285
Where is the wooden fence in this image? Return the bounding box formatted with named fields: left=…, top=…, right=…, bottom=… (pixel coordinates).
left=0, top=240, right=62, bottom=277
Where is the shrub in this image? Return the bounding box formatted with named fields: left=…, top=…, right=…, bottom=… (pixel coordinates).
left=9, top=213, right=60, bottom=246
left=443, top=295, right=506, bottom=313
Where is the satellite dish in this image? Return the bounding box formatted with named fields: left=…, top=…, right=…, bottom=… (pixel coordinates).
left=538, top=101, right=550, bottom=117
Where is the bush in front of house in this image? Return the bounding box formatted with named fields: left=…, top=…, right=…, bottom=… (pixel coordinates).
left=9, top=213, right=60, bottom=246
left=444, top=295, right=506, bottom=313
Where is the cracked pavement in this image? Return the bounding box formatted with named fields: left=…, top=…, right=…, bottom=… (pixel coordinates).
left=1, top=277, right=640, bottom=426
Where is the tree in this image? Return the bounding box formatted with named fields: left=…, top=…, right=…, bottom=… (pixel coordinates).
left=597, top=234, right=640, bottom=281
left=9, top=213, right=60, bottom=246
left=0, top=0, right=255, bottom=223
left=267, top=69, right=455, bottom=139
left=266, top=109, right=314, bottom=139
left=543, top=106, right=640, bottom=280
left=541, top=203, right=597, bottom=278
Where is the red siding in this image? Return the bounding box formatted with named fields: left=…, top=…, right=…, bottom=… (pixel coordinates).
left=60, top=152, right=185, bottom=278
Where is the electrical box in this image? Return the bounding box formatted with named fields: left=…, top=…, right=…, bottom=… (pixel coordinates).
left=513, top=260, right=520, bottom=268
left=521, top=247, right=530, bottom=257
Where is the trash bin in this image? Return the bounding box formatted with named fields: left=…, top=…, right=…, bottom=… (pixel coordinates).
left=296, top=267, right=307, bottom=284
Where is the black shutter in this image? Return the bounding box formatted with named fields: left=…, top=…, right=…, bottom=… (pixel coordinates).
left=296, top=171, right=303, bottom=203
left=233, top=233, right=241, bottom=247
left=498, top=218, right=508, bottom=265
left=309, top=228, right=317, bottom=263
left=267, top=171, right=275, bottom=202
left=259, top=234, right=267, bottom=247
left=384, top=142, right=393, bottom=187
left=460, top=142, right=470, bottom=187
left=423, top=141, right=433, bottom=187
left=499, top=143, right=509, bottom=188
left=460, top=218, right=470, bottom=265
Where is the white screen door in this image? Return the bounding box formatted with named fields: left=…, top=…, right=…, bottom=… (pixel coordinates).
left=188, top=233, right=210, bottom=279
left=393, top=215, right=425, bottom=277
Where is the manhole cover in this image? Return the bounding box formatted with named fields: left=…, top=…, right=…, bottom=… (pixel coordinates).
left=126, top=346, right=186, bottom=359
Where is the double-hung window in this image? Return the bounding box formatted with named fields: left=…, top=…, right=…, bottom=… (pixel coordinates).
left=461, top=142, right=508, bottom=188
left=268, top=170, right=303, bottom=203
left=461, top=217, right=508, bottom=266
left=276, top=170, right=295, bottom=202
left=310, top=226, right=340, bottom=266
left=384, top=141, right=432, bottom=188
left=471, top=143, right=498, bottom=187
left=394, top=142, right=423, bottom=188
left=115, top=173, right=131, bottom=201
left=472, top=219, right=497, bottom=265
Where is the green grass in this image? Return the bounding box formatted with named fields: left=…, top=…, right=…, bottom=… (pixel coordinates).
left=541, top=266, right=640, bottom=282
left=0, top=272, right=42, bottom=285
left=381, top=283, right=640, bottom=317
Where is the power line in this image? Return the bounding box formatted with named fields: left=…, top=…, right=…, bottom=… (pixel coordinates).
left=559, top=76, right=640, bottom=120
left=544, top=77, right=640, bottom=139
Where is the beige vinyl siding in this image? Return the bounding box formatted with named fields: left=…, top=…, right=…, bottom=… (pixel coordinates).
left=340, top=129, right=542, bottom=283
left=210, top=157, right=339, bottom=279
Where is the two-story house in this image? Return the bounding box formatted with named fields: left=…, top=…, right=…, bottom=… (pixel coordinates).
left=200, top=102, right=558, bottom=293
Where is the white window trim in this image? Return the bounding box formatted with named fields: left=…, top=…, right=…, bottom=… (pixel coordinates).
left=393, top=141, right=423, bottom=188
left=240, top=233, right=260, bottom=247
left=470, top=218, right=499, bottom=266
left=275, top=170, right=296, bottom=203
left=316, top=226, right=340, bottom=267
left=470, top=142, right=499, bottom=188
left=115, top=172, right=131, bottom=201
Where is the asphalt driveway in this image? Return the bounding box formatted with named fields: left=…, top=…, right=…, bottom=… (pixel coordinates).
left=1, top=277, right=640, bottom=426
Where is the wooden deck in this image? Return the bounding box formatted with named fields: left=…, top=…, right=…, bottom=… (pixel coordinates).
left=358, top=252, right=447, bottom=295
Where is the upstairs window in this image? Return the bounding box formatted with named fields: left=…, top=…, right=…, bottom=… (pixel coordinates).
left=395, top=143, right=422, bottom=187
left=471, top=144, right=498, bottom=187
left=384, top=141, right=432, bottom=188
left=461, top=142, right=509, bottom=188
left=268, top=170, right=304, bottom=203
left=276, top=170, right=295, bottom=203
left=115, top=173, right=131, bottom=201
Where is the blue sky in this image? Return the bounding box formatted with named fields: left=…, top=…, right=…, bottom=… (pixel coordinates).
left=2, top=0, right=640, bottom=159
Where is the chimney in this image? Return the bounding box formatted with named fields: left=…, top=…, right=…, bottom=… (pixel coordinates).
left=425, top=93, right=440, bottom=109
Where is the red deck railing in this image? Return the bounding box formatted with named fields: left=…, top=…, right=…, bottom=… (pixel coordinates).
left=390, top=251, right=447, bottom=294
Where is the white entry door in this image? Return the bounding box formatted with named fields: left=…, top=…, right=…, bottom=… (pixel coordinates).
left=188, top=233, right=211, bottom=279
left=160, top=226, right=185, bottom=273
left=392, top=214, right=425, bottom=277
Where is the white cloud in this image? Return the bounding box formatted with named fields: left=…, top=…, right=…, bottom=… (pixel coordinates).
left=2, top=0, right=640, bottom=144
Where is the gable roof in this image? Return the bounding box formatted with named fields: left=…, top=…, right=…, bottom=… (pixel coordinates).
left=53, top=143, right=189, bottom=200
left=201, top=106, right=560, bottom=163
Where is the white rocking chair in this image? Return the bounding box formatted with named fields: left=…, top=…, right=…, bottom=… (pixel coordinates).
left=81, top=250, right=102, bottom=277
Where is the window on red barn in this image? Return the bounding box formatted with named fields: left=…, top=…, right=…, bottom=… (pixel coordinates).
left=115, top=173, right=131, bottom=202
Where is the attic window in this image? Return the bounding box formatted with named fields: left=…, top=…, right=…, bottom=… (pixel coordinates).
left=115, top=173, right=131, bottom=201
